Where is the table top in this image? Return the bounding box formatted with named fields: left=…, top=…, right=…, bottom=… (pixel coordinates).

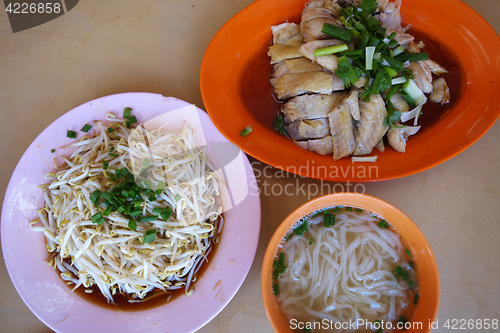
left=0, top=1, right=499, bottom=332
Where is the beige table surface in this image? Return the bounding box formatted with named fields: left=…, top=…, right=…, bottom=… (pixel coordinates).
left=0, top=1, right=499, bottom=332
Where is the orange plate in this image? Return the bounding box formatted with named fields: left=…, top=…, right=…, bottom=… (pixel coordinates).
left=261, top=193, right=440, bottom=332
left=201, top=0, right=500, bottom=182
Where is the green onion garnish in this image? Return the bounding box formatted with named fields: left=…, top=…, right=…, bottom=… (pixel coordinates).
left=395, top=52, right=429, bottom=62
left=128, top=218, right=137, bottom=230
left=308, top=237, right=314, bottom=245
left=108, top=153, right=119, bottom=157
left=81, top=124, right=92, bottom=132
left=365, top=46, right=375, bottom=70
left=272, top=283, right=280, bottom=296
left=67, top=130, right=77, bottom=139
left=409, top=261, right=414, bottom=269
left=314, top=44, right=349, bottom=57
left=107, top=127, right=115, bottom=133
left=346, top=207, right=353, bottom=212
left=321, top=23, right=352, bottom=41
left=414, top=293, right=419, bottom=304
left=125, top=116, right=137, bottom=128
left=239, top=125, right=252, bottom=137
left=354, top=208, right=363, bottom=213
left=294, top=220, right=308, bottom=235
left=391, top=77, right=406, bottom=85
left=143, top=229, right=157, bottom=243
left=324, top=213, right=335, bottom=227
left=140, top=215, right=158, bottom=222
left=103, top=160, right=109, bottom=170
left=51, top=149, right=56, bottom=153
left=405, top=249, right=412, bottom=257
left=273, top=252, right=287, bottom=278
left=333, top=207, right=342, bottom=213
left=377, top=220, right=390, bottom=229
left=174, top=194, right=181, bottom=201
left=161, top=207, right=173, bottom=221
left=285, top=233, right=293, bottom=242
left=91, top=212, right=104, bottom=224
left=123, top=107, right=132, bottom=118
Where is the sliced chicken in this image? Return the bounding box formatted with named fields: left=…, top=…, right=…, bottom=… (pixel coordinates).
left=268, top=45, right=303, bottom=64
left=426, top=59, right=449, bottom=75
left=387, top=125, right=421, bottom=153
left=386, top=28, right=414, bottom=46
left=271, top=72, right=345, bottom=99
left=282, top=93, right=347, bottom=123
left=429, top=78, right=450, bottom=104
left=285, top=118, right=330, bottom=141
left=324, top=0, right=342, bottom=18
left=328, top=91, right=358, bottom=160
left=374, top=0, right=401, bottom=31
left=273, top=57, right=324, bottom=78
left=294, top=136, right=333, bottom=155
left=301, top=17, right=344, bottom=42
left=389, top=92, right=410, bottom=113
left=408, top=61, right=433, bottom=94
left=375, top=138, right=385, bottom=152
left=299, top=39, right=344, bottom=71
left=352, top=75, right=369, bottom=89
left=271, top=23, right=304, bottom=46
left=354, top=94, right=389, bottom=156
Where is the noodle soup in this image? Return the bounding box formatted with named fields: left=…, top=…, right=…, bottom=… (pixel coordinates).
left=272, top=207, right=418, bottom=333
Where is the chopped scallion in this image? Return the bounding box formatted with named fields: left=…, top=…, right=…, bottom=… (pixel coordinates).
left=314, top=43, right=349, bottom=57
left=67, top=130, right=77, bottom=139
left=81, top=124, right=92, bottom=132
left=143, top=229, right=157, bottom=243
left=239, top=124, right=252, bottom=137
left=365, top=46, right=375, bottom=70
left=123, top=107, right=132, bottom=118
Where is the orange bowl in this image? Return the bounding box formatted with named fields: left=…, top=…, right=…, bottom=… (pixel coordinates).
left=201, top=0, right=500, bottom=182
left=261, top=193, right=440, bottom=333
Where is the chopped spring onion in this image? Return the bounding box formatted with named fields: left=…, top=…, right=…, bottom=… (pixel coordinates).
left=123, top=107, right=132, bottom=118
left=294, top=220, right=308, bottom=235
left=125, top=116, right=137, bottom=128
left=400, top=101, right=425, bottom=124
left=400, top=79, right=426, bottom=107
left=239, top=125, right=252, bottom=137
left=314, top=44, right=349, bottom=57
left=397, top=315, right=408, bottom=326
left=107, top=127, right=115, bottom=133
left=395, top=52, right=429, bottom=62
left=377, top=220, right=390, bottom=229
left=333, top=207, right=342, bottom=213
left=351, top=156, right=378, bottom=162
left=308, top=237, right=314, bottom=245
left=81, top=124, right=92, bottom=132
left=414, top=293, right=420, bottom=304
left=409, top=261, right=414, bottom=269
left=103, top=160, right=109, bottom=170
left=405, top=249, right=412, bottom=257
left=143, top=229, right=157, bottom=243
left=128, top=218, right=137, bottom=230
left=321, top=23, right=352, bottom=41
left=51, top=149, right=56, bottom=153
left=355, top=208, right=363, bottom=213
left=346, top=207, right=353, bottom=212
left=390, top=45, right=405, bottom=57
left=273, top=252, right=287, bottom=278
left=324, top=213, right=335, bottom=227
left=365, top=46, right=375, bottom=70
left=140, top=215, right=158, bottom=222
left=67, top=130, right=77, bottom=139
left=391, top=77, right=406, bottom=85
left=272, top=283, right=280, bottom=296
left=174, top=194, right=181, bottom=201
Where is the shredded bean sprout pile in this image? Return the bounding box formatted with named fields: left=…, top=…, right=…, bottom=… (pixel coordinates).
left=31, top=111, right=223, bottom=303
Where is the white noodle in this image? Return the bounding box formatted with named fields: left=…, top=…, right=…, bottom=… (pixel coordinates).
left=277, top=210, right=415, bottom=332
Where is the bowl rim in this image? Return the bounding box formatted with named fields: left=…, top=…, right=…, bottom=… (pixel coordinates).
left=261, top=193, right=440, bottom=333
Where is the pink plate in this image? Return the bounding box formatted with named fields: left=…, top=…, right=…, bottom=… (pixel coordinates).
left=1, top=93, right=261, bottom=333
